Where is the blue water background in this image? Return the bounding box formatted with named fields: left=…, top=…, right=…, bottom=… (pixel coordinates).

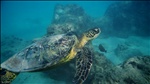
left=1, top=1, right=150, bottom=84
left=1, top=1, right=114, bottom=40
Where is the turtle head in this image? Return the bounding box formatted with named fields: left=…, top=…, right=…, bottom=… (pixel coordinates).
left=84, top=27, right=101, bottom=40
left=77, top=27, right=101, bottom=48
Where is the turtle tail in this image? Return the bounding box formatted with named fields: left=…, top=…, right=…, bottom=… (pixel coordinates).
left=1, top=68, right=19, bottom=84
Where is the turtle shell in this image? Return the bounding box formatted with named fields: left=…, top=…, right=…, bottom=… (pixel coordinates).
left=1, top=34, right=78, bottom=72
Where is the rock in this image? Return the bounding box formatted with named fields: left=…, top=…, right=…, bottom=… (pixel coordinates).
left=121, top=56, right=150, bottom=84
left=47, top=4, right=94, bottom=36
left=53, top=4, right=85, bottom=22
left=90, top=54, right=150, bottom=84
left=114, top=43, right=143, bottom=61
left=85, top=51, right=116, bottom=84
left=98, top=1, right=150, bottom=37
left=47, top=22, right=77, bottom=35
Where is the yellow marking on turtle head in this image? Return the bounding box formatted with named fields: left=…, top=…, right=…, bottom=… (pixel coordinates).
left=77, top=27, right=101, bottom=48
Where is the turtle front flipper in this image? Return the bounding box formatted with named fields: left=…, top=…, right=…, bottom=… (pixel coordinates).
left=1, top=68, right=18, bottom=84
left=73, top=47, right=92, bottom=84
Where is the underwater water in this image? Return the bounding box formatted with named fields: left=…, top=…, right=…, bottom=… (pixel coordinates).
left=1, top=1, right=113, bottom=40
left=1, top=1, right=150, bottom=84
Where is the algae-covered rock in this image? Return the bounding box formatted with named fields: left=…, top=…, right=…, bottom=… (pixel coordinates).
left=121, top=56, right=150, bottom=84
left=98, top=1, right=150, bottom=37
left=47, top=4, right=93, bottom=36
left=47, top=22, right=78, bottom=35
left=89, top=54, right=150, bottom=84
left=114, top=43, right=143, bottom=61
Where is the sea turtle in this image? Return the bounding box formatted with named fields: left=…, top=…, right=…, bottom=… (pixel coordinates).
left=1, top=27, right=101, bottom=84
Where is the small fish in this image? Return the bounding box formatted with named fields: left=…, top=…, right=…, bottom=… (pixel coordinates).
left=99, top=44, right=107, bottom=53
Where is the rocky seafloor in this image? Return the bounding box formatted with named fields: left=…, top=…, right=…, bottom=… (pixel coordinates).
left=1, top=1, right=150, bottom=84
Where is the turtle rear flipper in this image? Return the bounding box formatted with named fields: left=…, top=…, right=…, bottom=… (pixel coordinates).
left=1, top=68, right=18, bottom=84
left=73, top=47, right=92, bottom=84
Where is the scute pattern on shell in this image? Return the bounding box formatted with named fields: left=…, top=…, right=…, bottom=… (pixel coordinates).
left=1, top=34, right=77, bottom=72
